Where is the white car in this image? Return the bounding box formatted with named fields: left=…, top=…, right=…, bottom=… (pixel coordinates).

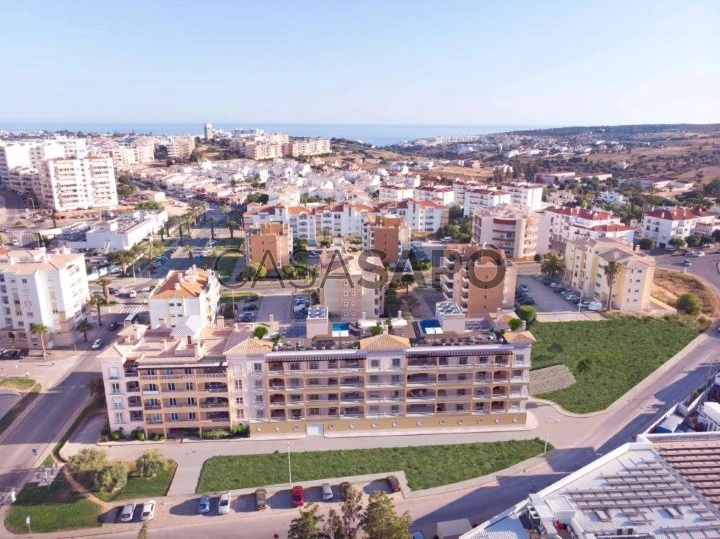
left=128, top=290, right=137, bottom=298
left=322, top=483, right=333, bottom=501
left=140, top=500, right=155, bottom=521
left=119, top=503, right=136, bottom=522
left=695, top=251, right=705, bottom=257
left=91, top=338, right=104, bottom=350
left=218, top=492, right=231, bottom=515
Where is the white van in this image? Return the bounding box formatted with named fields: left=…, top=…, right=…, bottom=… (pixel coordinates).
left=587, top=301, right=603, bottom=311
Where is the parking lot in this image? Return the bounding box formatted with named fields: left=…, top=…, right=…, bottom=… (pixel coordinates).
left=256, top=293, right=294, bottom=323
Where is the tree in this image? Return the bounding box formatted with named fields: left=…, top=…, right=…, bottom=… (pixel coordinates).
left=96, top=462, right=129, bottom=494
left=405, top=295, right=419, bottom=315
left=253, top=326, right=269, bottom=339
left=533, top=253, right=543, bottom=262
left=209, top=217, right=216, bottom=240
left=703, top=177, right=720, bottom=200
left=509, top=318, right=523, bottom=331
left=135, top=450, right=169, bottom=478
left=638, top=238, right=656, bottom=251
left=87, top=377, right=105, bottom=404
left=401, top=274, right=414, bottom=295
left=575, top=358, right=592, bottom=398
left=360, top=491, right=411, bottom=539
left=515, top=306, right=537, bottom=327
left=369, top=325, right=384, bottom=336
left=67, top=448, right=107, bottom=474
left=603, top=260, right=622, bottom=310
left=669, top=236, right=686, bottom=248
left=676, top=293, right=701, bottom=315
left=89, top=293, right=107, bottom=327
left=288, top=503, right=324, bottom=539
left=540, top=253, right=565, bottom=279
left=30, top=323, right=49, bottom=357
left=77, top=320, right=93, bottom=342
left=113, top=250, right=136, bottom=275
left=96, top=276, right=113, bottom=302
left=227, top=220, right=238, bottom=240
left=243, top=262, right=267, bottom=280
left=324, top=484, right=363, bottom=539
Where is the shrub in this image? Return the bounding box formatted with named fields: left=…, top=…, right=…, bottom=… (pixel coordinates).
left=137, top=431, right=146, bottom=442
left=508, top=318, right=523, bottom=331
left=230, top=424, right=249, bottom=437
left=533, top=254, right=543, bottom=262
left=676, top=293, right=701, bottom=315
left=136, top=450, right=169, bottom=478
left=101, top=422, right=111, bottom=436
left=253, top=326, right=268, bottom=339
left=202, top=429, right=232, bottom=439
left=67, top=448, right=107, bottom=474
left=110, top=430, right=122, bottom=441
left=151, top=433, right=165, bottom=442
left=515, top=305, right=538, bottom=326
left=96, top=462, right=128, bottom=494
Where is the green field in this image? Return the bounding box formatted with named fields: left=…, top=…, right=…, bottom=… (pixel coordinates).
left=216, top=251, right=241, bottom=282
left=5, top=474, right=103, bottom=533
left=74, top=461, right=177, bottom=502
left=531, top=316, right=699, bottom=413
left=0, top=377, right=36, bottom=391
left=197, top=439, right=547, bottom=492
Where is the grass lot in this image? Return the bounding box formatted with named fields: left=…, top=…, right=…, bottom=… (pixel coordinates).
left=0, top=384, right=41, bottom=436
left=5, top=473, right=103, bottom=533
left=197, top=439, right=547, bottom=493
left=652, top=268, right=720, bottom=317
left=216, top=251, right=241, bottom=282
left=531, top=316, right=699, bottom=413
left=0, top=377, right=36, bottom=391
left=75, top=461, right=177, bottom=502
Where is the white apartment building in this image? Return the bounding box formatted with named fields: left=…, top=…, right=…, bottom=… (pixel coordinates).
left=564, top=237, right=656, bottom=312
left=6, top=167, right=39, bottom=195
left=165, top=136, right=195, bottom=160
left=472, top=205, right=549, bottom=259
left=414, top=185, right=456, bottom=206
left=640, top=207, right=717, bottom=247
left=282, top=138, right=331, bottom=157
left=452, top=182, right=482, bottom=208
left=381, top=199, right=449, bottom=235
left=0, top=248, right=89, bottom=348
left=544, top=207, right=624, bottom=243
left=1, top=138, right=87, bottom=183
left=0, top=143, right=32, bottom=181
left=148, top=267, right=220, bottom=330
left=501, top=183, right=544, bottom=211
left=533, top=171, right=576, bottom=184
left=64, top=210, right=168, bottom=253
left=313, top=202, right=379, bottom=240
left=463, top=188, right=512, bottom=217
left=37, top=157, right=118, bottom=211
left=319, top=255, right=384, bottom=320
left=379, top=184, right=415, bottom=203
left=111, top=144, right=155, bottom=167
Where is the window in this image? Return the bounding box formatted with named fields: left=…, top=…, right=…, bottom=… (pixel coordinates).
left=168, top=397, right=177, bottom=406
left=169, top=412, right=179, bottom=421
left=108, top=367, right=119, bottom=380
left=167, top=383, right=176, bottom=391
left=165, top=368, right=174, bottom=375
left=233, top=364, right=242, bottom=375
left=184, top=368, right=192, bottom=375
left=253, top=363, right=262, bottom=372
left=185, top=382, right=194, bottom=391
left=391, top=375, right=400, bottom=384
left=392, top=358, right=401, bottom=368
left=114, top=412, right=124, bottom=424
left=256, top=409, right=264, bottom=418
left=254, top=395, right=264, bottom=403
left=234, top=380, right=243, bottom=390
left=111, top=383, right=120, bottom=394
left=112, top=397, right=122, bottom=410
left=254, top=379, right=263, bottom=389
left=189, top=412, right=197, bottom=420
left=370, top=359, right=380, bottom=368
left=235, top=397, right=243, bottom=405
left=188, top=397, right=197, bottom=405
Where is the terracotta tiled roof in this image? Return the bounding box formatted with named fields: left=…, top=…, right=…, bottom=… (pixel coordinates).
left=152, top=269, right=211, bottom=298
left=359, top=333, right=410, bottom=351
left=502, top=331, right=536, bottom=343
left=224, top=337, right=274, bottom=355
left=643, top=207, right=710, bottom=220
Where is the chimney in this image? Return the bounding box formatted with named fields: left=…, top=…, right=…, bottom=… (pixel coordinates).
left=174, top=283, right=181, bottom=290
left=162, top=339, right=168, bottom=351
left=233, top=323, right=239, bottom=331
left=521, top=320, right=527, bottom=331
left=397, top=310, right=402, bottom=319
left=496, top=307, right=501, bottom=318
left=216, top=316, right=225, bottom=329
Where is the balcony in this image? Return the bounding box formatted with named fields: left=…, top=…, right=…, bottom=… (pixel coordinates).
left=406, top=389, right=436, bottom=401
left=201, top=383, right=228, bottom=393
left=407, top=359, right=437, bottom=370
left=126, top=382, right=140, bottom=393
left=127, top=398, right=142, bottom=408
left=143, top=404, right=161, bottom=410
left=269, top=379, right=285, bottom=390
left=201, top=398, right=229, bottom=408
left=407, top=374, right=436, bottom=385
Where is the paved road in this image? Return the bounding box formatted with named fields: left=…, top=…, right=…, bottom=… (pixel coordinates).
left=653, top=250, right=720, bottom=291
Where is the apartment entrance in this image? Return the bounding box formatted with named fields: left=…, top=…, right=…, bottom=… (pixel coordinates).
left=306, top=424, right=324, bottom=436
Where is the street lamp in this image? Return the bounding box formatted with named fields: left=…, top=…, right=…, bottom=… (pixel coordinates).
left=287, top=441, right=292, bottom=485
left=544, top=418, right=560, bottom=455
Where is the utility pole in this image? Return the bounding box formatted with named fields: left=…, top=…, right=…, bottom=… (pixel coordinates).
left=287, top=441, right=292, bottom=485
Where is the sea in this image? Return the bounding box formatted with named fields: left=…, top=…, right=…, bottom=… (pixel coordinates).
left=0, top=122, right=545, bottom=147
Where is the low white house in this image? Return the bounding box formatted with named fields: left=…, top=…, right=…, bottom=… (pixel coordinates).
left=64, top=210, right=168, bottom=253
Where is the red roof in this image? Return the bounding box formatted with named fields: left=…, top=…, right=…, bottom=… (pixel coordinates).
left=643, top=207, right=710, bottom=220
left=546, top=207, right=615, bottom=221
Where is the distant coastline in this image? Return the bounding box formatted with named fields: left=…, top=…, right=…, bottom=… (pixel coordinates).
left=0, top=122, right=546, bottom=147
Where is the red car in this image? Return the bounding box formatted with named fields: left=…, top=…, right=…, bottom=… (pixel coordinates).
left=291, top=486, right=304, bottom=507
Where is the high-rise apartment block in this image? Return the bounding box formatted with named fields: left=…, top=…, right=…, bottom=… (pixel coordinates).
left=318, top=254, right=384, bottom=320
left=361, top=215, right=410, bottom=265
left=440, top=245, right=516, bottom=317
left=247, top=222, right=293, bottom=272
left=0, top=248, right=89, bottom=348
left=282, top=138, right=331, bottom=157
left=563, top=237, right=656, bottom=312
left=110, top=144, right=155, bottom=167
left=165, top=136, right=195, bottom=160
left=37, top=157, right=118, bottom=211
left=148, top=267, right=221, bottom=329
left=472, top=205, right=550, bottom=259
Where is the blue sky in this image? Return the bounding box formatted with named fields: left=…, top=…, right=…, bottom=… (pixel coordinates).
left=1, top=0, right=718, bottom=125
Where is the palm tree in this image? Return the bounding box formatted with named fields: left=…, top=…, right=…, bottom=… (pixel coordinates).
left=209, top=217, right=216, bottom=240
left=115, top=250, right=135, bottom=275
left=401, top=274, right=415, bottom=295
left=89, top=294, right=107, bottom=327
left=540, top=253, right=565, bottom=279
left=30, top=323, right=49, bottom=357
left=96, top=277, right=112, bottom=302
left=405, top=295, right=420, bottom=314
left=603, top=260, right=622, bottom=310
left=76, top=319, right=92, bottom=342
left=227, top=220, right=238, bottom=240
left=321, top=227, right=331, bottom=245
left=575, top=358, right=592, bottom=398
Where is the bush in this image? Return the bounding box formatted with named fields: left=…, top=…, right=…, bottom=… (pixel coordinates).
left=515, top=305, right=537, bottom=326
left=253, top=326, right=268, bottom=339
left=638, top=238, right=656, bottom=250
left=110, top=430, right=122, bottom=441
left=230, top=424, right=249, bottom=437
left=137, top=431, right=146, bottom=442
left=136, top=450, right=169, bottom=478
left=202, top=429, right=232, bottom=439
left=151, top=433, right=165, bottom=442
left=67, top=448, right=107, bottom=474
left=508, top=318, right=523, bottom=331
left=533, top=254, right=543, bottom=262
left=101, top=422, right=111, bottom=436
left=676, top=293, right=701, bottom=315
left=96, top=462, right=128, bottom=494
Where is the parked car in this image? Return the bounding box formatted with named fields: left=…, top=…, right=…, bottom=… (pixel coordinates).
left=683, top=260, right=692, bottom=267
left=339, top=482, right=352, bottom=501
left=519, top=284, right=529, bottom=292
left=119, top=503, right=136, bottom=522
left=321, top=483, right=333, bottom=501
left=245, top=296, right=259, bottom=303
left=254, top=488, right=267, bottom=510
left=18, top=348, right=28, bottom=358
left=218, top=492, right=231, bottom=515
left=140, top=500, right=155, bottom=521
left=108, top=322, right=119, bottom=331
left=197, top=495, right=211, bottom=514
left=243, top=304, right=258, bottom=311
left=695, top=251, right=706, bottom=257
left=108, top=287, right=117, bottom=294
left=128, top=290, right=137, bottom=298
left=292, top=486, right=305, bottom=507
left=386, top=475, right=401, bottom=493
left=91, top=338, right=104, bottom=350
left=665, top=244, right=677, bottom=252
left=549, top=282, right=561, bottom=288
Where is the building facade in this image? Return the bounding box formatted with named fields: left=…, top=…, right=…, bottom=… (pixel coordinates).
left=282, top=138, right=331, bottom=157
left=318, top=255, right=384, bottom=321
left=544, top=206, right=624, bottom=243
left=564, top=237, right=656, bottom=311
left=0, top=248, right=89, bottom=348
left=361, top=215, right=410, bottom=265
left=148, top=267, right=220, bottom=329
left=472, top=205, right=548, bottom=259
left=37, top=157, right=118, bottom=211
left=247, top=222, right=293, bottom=271
left=640, top=207, right=717, bottom=247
